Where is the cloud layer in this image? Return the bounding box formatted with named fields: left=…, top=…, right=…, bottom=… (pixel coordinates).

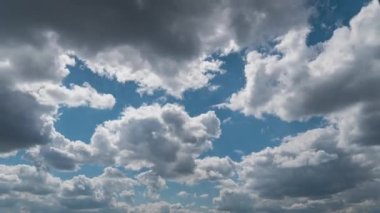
left=0, top=0, right=310, bottom=96
left=1, top=0, right=380, bottom=212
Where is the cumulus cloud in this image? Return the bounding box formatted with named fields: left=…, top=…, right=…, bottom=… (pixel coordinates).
left=0, top=164, right=61, bottom=212
left=180, top=156, right=237, bottom=184
left=0, top=165, right=166, bottom=212
left=130, top=201, right=196, bottom=213
left=228, top=0, right=380, bottom=149
left=30, top=104, right=221, bottom=179
left=213, top=127, right=380, bottom=212
left=0, top=37, right=70, bottom=153
left=228, top=1, right=380, bottom=120
left=0, top=87, right=54, bottom=153
left=214, top=191, right=255, bottom=213
left=239, top=128, right=371, bottom=199
left=59, top=167, right=137, bottom=211
left=136, top=170, right=167, bottom=200
left=214, top=2, right=380, bottom=211
left=0, top=0, right=310, bottom=96
left=0, top=163, right=191, bottom=212
left=89, top=104, right=221, bottom=178
left=0, top=33, right=115, bottom=153
left=1, top=0, right=379, bottom=212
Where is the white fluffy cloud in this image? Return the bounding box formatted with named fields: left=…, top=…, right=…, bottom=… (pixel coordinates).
left=182, top=156, right=237, bottom=184
left=213, top=127, right=379, bottom=212
left=0, top=164, right=202, bottom=212
left=229, top=1, right=380, bottom=123
left=89, top=104, right=221, bottom=178
left=238, top=128, right=371, bottom=199
left=216, top=3, right=380, bottom=211
left=136, top=170, right=167, bottom=200
left=21, top=82, right=116, bottom=109
left=59, top=167, right=137, bottom=211
left=31, top=104, right=221, bottom=179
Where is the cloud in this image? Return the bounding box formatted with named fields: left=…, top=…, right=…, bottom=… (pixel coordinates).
left=228, top=1, right=380, bottom=149
left=213, top=127, right=380, bottom=212
left=136, top=170, right=167, bottom=200
left=239, top=128, right=371, bottom=199
left=181, top=156, right=236, bottom=184
left=130, top=201, right=195, bottom=213
left=228, top=1, right=380, bottom=121
left=214, top=189, right=255, bottom=213
left=177, top=191, right=190, bottom=198
left=89, top=104, right=221, bottom=178
left=31, top=104, right=221, bottom=179
left=0, top=164, right=62, bottom=212
left=0, top=0, right=310, bottom=97
left=0, top=33, right=115, bottom=153
left=21, top=82, right=116, bottom=109
left=0, top=164, right=60, bottom=196
left=216, top=4, right=380, bottom=211
left=0, top=165, right=140, bottom=212
left=0, top=37, right=70, bottom=153
left=59, top=167, right=137, bottom=210
left=0, top=87, right=54, bottom=153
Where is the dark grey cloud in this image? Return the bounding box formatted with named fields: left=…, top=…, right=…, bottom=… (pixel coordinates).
left=0, top=86, right=53, bottom=153
left=0, top=0, right=213, bottom=59
left=0, top=31, right=115, bottom=153
left=0, top=0, right=308, bottom=56
left=39, top=147, right=78, bottom=171
left=0, top=0, right=310, bottom=95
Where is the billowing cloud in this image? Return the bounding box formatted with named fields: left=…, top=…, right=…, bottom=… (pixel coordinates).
left=0, top=33, right=115, bottom=153
left=239, top=128, right=371, bottom=199
left=182, top=156, right=237, bottom=184
left=89, top=104, right=221, bottom=177
left=0, top=0, right=310, bottom=96
left=0, top=38, right=70, bottom=153
left=0, top=164, right=61, bottom=212
left=228, top=2, right=380, bottom=120
left=217, top=3, right=380, bottom=211
left=59, top=167, right=137, bottom=211
left=0, top=87, right=54, bottom=153
left=32, top=104, right=221, bottom=178
left=136, top=170, right=167, bottom=200
left=213, top=126, right=380, bottom=212
left=1, top=0, right=379, bottom=212
left=0, top=164, right=200, bottom=212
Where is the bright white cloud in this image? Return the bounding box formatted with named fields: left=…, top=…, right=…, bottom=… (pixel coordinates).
left=229, top=1, right=380, bottom=124
left=21, top=82, right=116, bottom=109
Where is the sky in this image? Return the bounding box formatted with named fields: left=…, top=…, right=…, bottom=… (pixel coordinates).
left=0, top=0, right=379, bottom=212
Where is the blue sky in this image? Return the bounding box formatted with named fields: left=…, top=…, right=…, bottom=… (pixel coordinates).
left=0, top=0, right=379, bottom=212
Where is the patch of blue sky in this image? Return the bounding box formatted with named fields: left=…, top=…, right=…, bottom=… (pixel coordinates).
left=307, top=0, right=371, bottom=45
left=0, top=151, right=29, bottom=165
left=56, top=58, right=168, bottom=143
left=159, top=181, right=219, bottom=209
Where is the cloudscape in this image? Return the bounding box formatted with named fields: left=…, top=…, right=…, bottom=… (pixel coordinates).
left=0, top=0, right=380, bottom=212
